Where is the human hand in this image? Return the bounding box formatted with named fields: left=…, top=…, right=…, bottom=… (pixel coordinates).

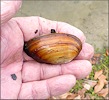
left=1, top=1, right=94, bottom=99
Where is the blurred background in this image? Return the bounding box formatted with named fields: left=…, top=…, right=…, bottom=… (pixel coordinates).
left=15, top=0, right=108, bottom=51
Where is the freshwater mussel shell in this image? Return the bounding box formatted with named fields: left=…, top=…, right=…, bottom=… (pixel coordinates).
left=24, top=33, right=82, bottom=64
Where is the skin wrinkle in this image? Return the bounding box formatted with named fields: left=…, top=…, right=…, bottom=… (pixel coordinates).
left=17, top=72, right=22, bottom=99
left=10, top=20, right=24, bottom=42
left=59, top=64, right=63, bottom=75
left=55, top=21, right=58, bottom=33
left=46, top=80, right=51, bottom=98
left=18, top=83, right=31, bottom=99
left=1, top=2, right=10, bottom=24
left=84, top=44, right=94, bottom=59
left=1, top=47, right=23, bottom=68
left=31, top=17, right=40, bottom=37
left=76, top=65, right=82, bottom=79
left=1, top=26, right=10, bottom=63
left=81, top=46, right=86, bottom=58
left=21, top=63, right=25, bottom=82
left=38, top=16, right=42, bottom=36
left=1, top=36, right=8, bottom=64
left=6, top=20, right=16, bottom=34
left=22, top=62, right=34, bottom=83
left=1, top=12, right=10, bottom=24
left=40, top=64, right=44, bottom=80
left=14, top=19, right=25, bottom=42
left=73, top=67, right=82, bottom=78
left=32, top=83, right=38, bottom=99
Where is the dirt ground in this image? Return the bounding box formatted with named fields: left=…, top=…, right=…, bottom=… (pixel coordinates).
left=15, top=1, right=108, bottom=51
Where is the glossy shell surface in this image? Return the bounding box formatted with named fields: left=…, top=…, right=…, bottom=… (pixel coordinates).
left=24, top=33, right=82, bottom=64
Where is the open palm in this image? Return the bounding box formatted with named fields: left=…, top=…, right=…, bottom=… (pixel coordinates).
left=1, top=1, right=94, bottom=99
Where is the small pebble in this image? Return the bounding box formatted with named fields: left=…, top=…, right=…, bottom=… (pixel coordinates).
left=51, top=29, right=56, bottom=33
left=11, top=74, right=17, bottom=80
left=35, top=30, right=38, bottom=34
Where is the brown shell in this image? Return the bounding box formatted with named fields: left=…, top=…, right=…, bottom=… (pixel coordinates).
left=24, top=33, right=82, bottom=64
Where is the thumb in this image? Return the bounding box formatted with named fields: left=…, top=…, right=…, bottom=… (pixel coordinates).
left=1, top=0, right=22, bottom=25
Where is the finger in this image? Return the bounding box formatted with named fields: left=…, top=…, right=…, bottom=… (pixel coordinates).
left=22, top=61, right=60, bottom=82
left=22, top=60, right=92, bottom=82
left=75, top=43, right=94, bottom=60
left=1, top=0, right=22, bottom=25
left=13, top=17, right=86, bottom=43
left=18, top=75, right=76, bottom=99
left=61, top=60, right=92, bottom=79
left=57, top=21, right=86, bottom=43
